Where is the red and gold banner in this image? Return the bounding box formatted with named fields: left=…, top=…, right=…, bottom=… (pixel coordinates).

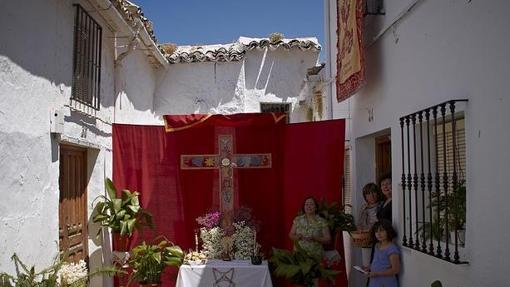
left=336, top=0, right=365, bottom=102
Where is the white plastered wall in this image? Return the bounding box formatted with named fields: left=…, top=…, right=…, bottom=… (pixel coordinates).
left=114, top=48, right=161, bottom=125
left=154, top=47, right=320, bottom=123
left=327, top=0, right=510, bottom=286
left=0, top=1, right=160, bottom=285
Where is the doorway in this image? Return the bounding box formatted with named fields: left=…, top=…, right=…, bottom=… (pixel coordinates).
left=59, top=144, right=89, bottom=262
left=375, top=134, right=391, bottom=184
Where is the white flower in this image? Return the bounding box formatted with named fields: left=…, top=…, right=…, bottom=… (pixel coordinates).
left=232, top=222, right=256, bottom=260
left=57, top=260, right=88, bottom=287
left=200, top=227, right=224, bottom=259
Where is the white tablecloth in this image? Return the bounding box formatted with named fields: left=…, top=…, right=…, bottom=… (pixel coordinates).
left=176, top=259, right=273, bottom=287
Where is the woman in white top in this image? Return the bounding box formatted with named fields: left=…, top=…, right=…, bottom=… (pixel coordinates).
left=358, top=183, right=383, bottom=230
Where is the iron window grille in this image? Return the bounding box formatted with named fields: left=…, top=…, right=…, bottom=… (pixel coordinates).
left=71, top=4, right=102, bottom=110
left=399, top=99, right=468, bottom=264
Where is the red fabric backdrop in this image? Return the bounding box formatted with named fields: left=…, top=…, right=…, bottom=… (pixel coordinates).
left=112, top=114, right=346, bottom=286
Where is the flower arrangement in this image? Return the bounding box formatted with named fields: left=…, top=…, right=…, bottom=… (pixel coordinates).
left=233, top=221, right=256, bottom=260
left=199, top=226, right=224, bottom=259
left=196, top=207, right=259, bottom=260
left=196, top=211, right=221, bottom=229
left=57, top=260, right=88, bottom=287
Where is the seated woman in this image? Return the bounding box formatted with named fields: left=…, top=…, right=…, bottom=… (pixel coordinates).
left=289, top=196, right=331, bottom=261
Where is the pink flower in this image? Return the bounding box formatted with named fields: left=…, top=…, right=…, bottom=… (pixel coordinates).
left=196, top=211, right=221, bottom=228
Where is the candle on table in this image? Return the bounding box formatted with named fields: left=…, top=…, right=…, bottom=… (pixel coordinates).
left=253, top=230, right=257, bottom=256
left=195, top=232, right=199, bottom=252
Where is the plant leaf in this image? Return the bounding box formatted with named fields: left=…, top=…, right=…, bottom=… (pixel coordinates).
left=105, top=178, right=117, bottom=200
left=126, top=218, right=136, bottom=235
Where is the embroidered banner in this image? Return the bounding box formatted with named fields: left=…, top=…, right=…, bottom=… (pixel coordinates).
left=336, top=0, right=365, bottom=102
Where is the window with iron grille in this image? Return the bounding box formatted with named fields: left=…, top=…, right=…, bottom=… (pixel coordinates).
left=399, top=100, right=468, bottom=264
left=260, top=103, right=291, bottom=123
left=71, top=4, right=102, bottom=110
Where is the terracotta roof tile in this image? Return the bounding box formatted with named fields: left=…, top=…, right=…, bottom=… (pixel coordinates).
left=165, top=37, right=321, bottom=64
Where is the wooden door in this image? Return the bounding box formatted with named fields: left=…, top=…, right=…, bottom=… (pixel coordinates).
left=59, top=145, right=88, bottom=262
left=375, top=135, right=391, bottom=184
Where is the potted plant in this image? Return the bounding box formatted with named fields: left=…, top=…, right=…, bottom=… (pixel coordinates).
left=270, top=244, right=338, bottom=287
left=92, top=178, right=153, bottom=250
left=418, top=182, right=466, bottom=245
left=318, top=200, right=356, bottom=233
left=127, top=237, right=184, bottom=286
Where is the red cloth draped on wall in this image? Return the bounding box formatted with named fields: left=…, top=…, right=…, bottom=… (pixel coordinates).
left=112, top=113, right=346, bottom=286
left=336, top=0, right=365, bottom=102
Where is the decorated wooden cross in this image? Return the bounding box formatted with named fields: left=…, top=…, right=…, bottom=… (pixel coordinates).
left=180, top=134, right=272, bottom=214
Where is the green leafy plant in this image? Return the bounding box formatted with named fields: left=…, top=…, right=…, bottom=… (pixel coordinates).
left=92, top=178, right=153, bottom=237
left=127, top=237, right=184, bottom=286
left=0, top=253, right=120, bottom=287
left=270, top=244, right=338, bottom=287
left=418, top=182, right=466, bottom=241
left=0, top=253, right=61, bottom=287
left=318, top=200, right=356, bottom=233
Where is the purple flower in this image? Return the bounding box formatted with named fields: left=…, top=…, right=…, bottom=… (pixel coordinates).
left=196, top=211, right=221, bottom=228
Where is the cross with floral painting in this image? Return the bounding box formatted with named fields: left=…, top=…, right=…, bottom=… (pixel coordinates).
left=180, top=134, right=271, bottom=214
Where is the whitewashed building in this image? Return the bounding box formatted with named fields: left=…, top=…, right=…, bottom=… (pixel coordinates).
left=325, top=0, right=510, bottom=286
left=0, top=0, right=165, bottom=286
left=155, top=36, right=324, bottom=123
left=0, top=0, right=323, bottom=285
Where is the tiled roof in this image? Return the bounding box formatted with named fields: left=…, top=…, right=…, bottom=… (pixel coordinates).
left=108, top=2, right=321, bottom=65
left=111, top=0, right=158, bottom=44
left=165, top=37, right=321, bottom=64
left=239, top=37, right=321, bottom=52
left=167, top=43, right=246, bottom=64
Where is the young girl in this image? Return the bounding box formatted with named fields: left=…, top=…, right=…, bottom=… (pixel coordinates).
left=367, top=220, right=400, bottom=287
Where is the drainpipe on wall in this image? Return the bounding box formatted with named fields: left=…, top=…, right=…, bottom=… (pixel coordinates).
left=89, top=0, right=168, bottom=67
left=114, top=22, right=140, bottom=67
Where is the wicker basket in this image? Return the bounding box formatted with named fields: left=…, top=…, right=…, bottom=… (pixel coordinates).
left=351, top=230, right=373, bottom=248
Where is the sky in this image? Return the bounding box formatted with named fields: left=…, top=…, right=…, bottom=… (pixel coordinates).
left=133, top=0, right=324, bottom=50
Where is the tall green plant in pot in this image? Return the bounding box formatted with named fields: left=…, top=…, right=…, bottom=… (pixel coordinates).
left=127, top=238, right=184, bottom=286
left=318, top=200, right=356, bottom=233
left=92, top=178, right=153, bottom=250
left=418, top=181, right=466, bottom=244
left=270, top=244, right=338, bottom=287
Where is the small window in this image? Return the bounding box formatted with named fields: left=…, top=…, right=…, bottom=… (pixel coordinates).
left=260, top=103, right=291, bottom=123
left=71, top=4, right=102, bottom=110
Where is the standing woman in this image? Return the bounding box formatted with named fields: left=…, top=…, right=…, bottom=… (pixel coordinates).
left=358, top=183, right=383, bottom=231
left=358, top=183, right=383, bottom=269
left=289, top=197, right=331, bottom=261
left=377, top=175, right=392, bottom=222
